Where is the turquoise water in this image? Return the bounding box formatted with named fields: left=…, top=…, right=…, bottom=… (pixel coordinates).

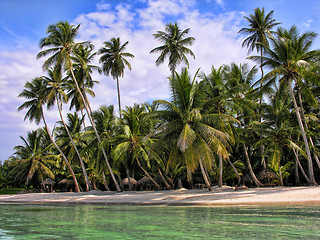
left=0, top=204, right=319, bottom=239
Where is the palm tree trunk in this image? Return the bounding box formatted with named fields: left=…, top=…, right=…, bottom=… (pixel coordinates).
left=136, top=158, right=161, bottom=190
left=57, top=97, right=92, bottom=191
left=243, top=144, right=263, bottom=187
left=279, top=165, right=284, bottom=186
left=41, top=109, right=80, bottom=192
left=295, top=157, right=300, bottom=185
left=292, top=147, right=311, bottom=184
left=297, top=89, right=320, bottom=170
left=126, top=168, right=132, bottom=191
left=102, top=171, right=110, bottom=191
left=199, top=158, right=212, bottom=191
left=226, top=158, right=241, bottom=186
left=70, top=68, right=121, bottom=191
left=218, top=154, right=223, bottom=187
left=288, top=82, right=317, bottom=185
left=80, top=109, right=86, bottom=129
left=158, top=168, right=171, bottom=190
left=259, top=50, right=267, bottom=170
left=116, top=76, right=122, bottom=119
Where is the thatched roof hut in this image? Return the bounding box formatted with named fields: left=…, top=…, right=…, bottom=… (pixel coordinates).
left=41, top=178, right=55, bottom=193
left=137, top=176, right=150, bottom=185
left=258, top=169, right=278, bottom=185
left=122, top=177, right=137, bottom=186
left=258, top=169, right=278, bottom=180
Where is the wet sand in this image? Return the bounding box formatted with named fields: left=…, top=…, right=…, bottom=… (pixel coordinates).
left=0, top=186, right=320, bottom=206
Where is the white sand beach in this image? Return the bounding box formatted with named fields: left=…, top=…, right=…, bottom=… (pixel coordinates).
left=1, top=186, right=320, bottom=206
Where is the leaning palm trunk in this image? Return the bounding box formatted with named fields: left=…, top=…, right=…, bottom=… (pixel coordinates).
left=158, top=168, right=171, bottom=189
left=126, top=168, right=132, bottom=191
left=41, top=109, right=80, bottom=192
left=218, top=154, right=223, bottom=187
left=292, top=147, right=311, bottom=184
left=288, top=82, right=317, bottom=185
left=56, top=97, right=92, bottom=191
left=102, top=171, right=110, bottom=191
left=199, top=158, right=212, bottom=191
left=243, top=144, right=263, bottom=187
left=226, top=158, right=241, bottom=186
left=70, top=68, right=121, bottom=191
left=136, top=158, right=161, bottom=190
left=295, top=157, right=300, bottom=185
left=297, top=89, right=320, bottom=170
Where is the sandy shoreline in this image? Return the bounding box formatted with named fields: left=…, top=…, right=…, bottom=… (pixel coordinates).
left=1, top=186, right=320, bottom=206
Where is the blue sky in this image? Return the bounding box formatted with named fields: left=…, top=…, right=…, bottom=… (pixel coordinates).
left=1, top=0, right=320, bottom=162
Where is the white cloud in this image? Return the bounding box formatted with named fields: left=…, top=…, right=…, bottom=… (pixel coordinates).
left=303, top=19, right=313, bottom=28
left=215, top=0, right=224, bottom=8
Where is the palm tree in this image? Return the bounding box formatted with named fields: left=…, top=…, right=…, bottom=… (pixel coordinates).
left=84, top=105, right=118, bottom=191
left=18, top=78, right=81, bottom=192
left=43, top=68, right=92, bottom=191
left=239, top=7, right=280, bottom=79
left=37, top=21, right=121, bottom=191
left=150, top=22, right=195, bottom=77
left=239, top=8, right=280, bottom=170
left=10, top=129, right=55, bottom=186
left=98, top=37, right=134, bottom=118
left=152, top=68, right=234, bottom=190
left=255, top=92, right=305, bottom=185
left=68, top=45, right=101, bottom=127
left=250, top=26, right=320, bottom=185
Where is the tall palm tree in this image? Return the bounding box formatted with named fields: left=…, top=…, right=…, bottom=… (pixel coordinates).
left=68, top=45, right=101, bottom=127
left=239, top=8, right=280, bottom=170
left=98, top=37, right=134, bottom=118
left=37, top=21, right=121, bottom=191
left=18, top=78, right=81, bottom=192
left=150, top=22, right=195, bottom=77
left=239, top=7, right=280, bottom=79
left=153, top=68, right=234, bottom=190
left=44, top=68, right=92, bottom=191
left=10, top=129, right=55, bottom=186
left=250, top=26, right=320, bottom=185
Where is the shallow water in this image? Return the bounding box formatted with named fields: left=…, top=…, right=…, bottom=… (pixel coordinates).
left=0, top=204, right=319, bottom=239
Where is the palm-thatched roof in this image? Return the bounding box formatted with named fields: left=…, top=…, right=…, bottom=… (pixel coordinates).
left=41, top=178, right=55, bottom=186
left=258, top=169, right=278, bottom=180
left=122, top=177, right=137, bottom=185
left=58, top=179, right=68, bottom=185
left=137, top=176, right=151, bottom=185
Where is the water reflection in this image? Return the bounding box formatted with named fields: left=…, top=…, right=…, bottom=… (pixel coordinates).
left=0, top=204, right=319, bottom=239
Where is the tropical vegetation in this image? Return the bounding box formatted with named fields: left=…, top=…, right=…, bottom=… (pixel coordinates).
left=1, top=8, right=319, bottom=193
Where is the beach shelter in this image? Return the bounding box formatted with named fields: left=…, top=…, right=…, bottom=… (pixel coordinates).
left=258, top=169, right=278, bottom=186
left=122, top=177, right=137, bottom=190
left=41, top=178, right=55, bottom=193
